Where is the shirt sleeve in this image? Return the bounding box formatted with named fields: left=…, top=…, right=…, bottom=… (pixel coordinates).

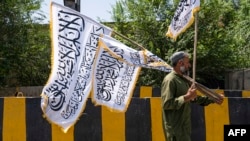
left=161, top=78, right=185, bottom=110
left=191, top=95, right=215, bottom=106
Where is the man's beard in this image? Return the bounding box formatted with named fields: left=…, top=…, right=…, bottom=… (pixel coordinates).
left=180, top=66, right=190, bottom=76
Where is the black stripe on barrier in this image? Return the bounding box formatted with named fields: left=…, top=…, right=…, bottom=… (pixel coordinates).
left=152, top=87, right=161, bottom=97
left=125, top=98, right=152, bottom=141
left=74, top=98, right=102, bottom=141
left=0, top=98, right=3, bottom=140
left=132, top=86, right=140, bottom=97
left=228, top=98, right=250, bottom=124
left=191, top=104, right=206, bottom=141
left=26, top=98, right=51, bottom=141
left=224, top=90, right=242, bottom=97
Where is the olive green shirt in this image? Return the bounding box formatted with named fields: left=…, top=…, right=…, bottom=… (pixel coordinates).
left=161, top=71, right=214, bottom=141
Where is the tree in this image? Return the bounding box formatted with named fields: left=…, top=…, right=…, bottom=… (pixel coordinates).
left=194, top=0, right=250, bottom=88
left=228, top=0, right=250, bottom=68
left=0, top=0, right=51, bottom=87
left=107, top=0, right=250, bottom=88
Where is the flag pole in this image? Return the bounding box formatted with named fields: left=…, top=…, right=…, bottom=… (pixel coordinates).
left=111, top=31, right=146, bottom=50
left=193, top=13, right=198, bottom=85
left=64, top=0, right=80, bottom=12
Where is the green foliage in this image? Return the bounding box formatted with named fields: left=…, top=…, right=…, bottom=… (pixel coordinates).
left=229, top=0, right=250, bottom=67
left=108, top=0, right=250, bottom=88
left=0, top=0, right=50, bottom=87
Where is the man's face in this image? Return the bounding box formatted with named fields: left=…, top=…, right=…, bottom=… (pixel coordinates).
left=179, top=57, right=191, bottom=75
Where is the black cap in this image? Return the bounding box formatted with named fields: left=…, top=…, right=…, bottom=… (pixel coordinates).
left=170, top=51, right=186, bottom=66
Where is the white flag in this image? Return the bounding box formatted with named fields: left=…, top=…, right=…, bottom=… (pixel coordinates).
left=40, top=2, right=112, bottom=132
left=92, top=35, right=141, bottom=112
left=92, top=35, right=172, bottom=112
left=166, top=0, right=200, bottom=40
left=139, top=49, right=172, bottom=73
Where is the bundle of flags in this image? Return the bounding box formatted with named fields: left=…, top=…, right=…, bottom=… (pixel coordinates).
left=41, top=2, right=172, bottom=133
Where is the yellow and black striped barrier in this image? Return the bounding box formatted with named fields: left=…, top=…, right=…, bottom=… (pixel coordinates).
left=1, top=86, right=250, bottom=141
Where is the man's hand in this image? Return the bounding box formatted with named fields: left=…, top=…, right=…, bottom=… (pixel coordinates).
left=215, top=94, right=224, bottom=105
left=184, top=84, right=197, bottom=102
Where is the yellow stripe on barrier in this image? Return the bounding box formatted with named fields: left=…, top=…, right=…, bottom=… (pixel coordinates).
left=205, top=97, right=229, bottom=141
left=242, top=90, right=250, bottom=97
left=52, top=124, right=74, bottom=141
left=140, top=86, right=152, bottom=98
left=102, top=106, right=125, bottom=141
left=150, top=98, right=165, bottom=141
left=3, top=97, right=26, bottom=141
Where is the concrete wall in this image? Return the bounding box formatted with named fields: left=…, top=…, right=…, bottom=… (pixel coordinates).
left=0, top=86, right=250, bottom=141
left=0, top=86, right=43, bottom=97
left=225, top=69, right=250, bottom=90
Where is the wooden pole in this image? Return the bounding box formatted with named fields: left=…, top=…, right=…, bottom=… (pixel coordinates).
left=193, top=13, right=198, bottom=85
left=111, top=31, right=146, bottom=50
left=64, top=0, right=80, bottom=12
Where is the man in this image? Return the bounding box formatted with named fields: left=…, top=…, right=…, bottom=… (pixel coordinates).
left=161, top=51, right=223, bottom=141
